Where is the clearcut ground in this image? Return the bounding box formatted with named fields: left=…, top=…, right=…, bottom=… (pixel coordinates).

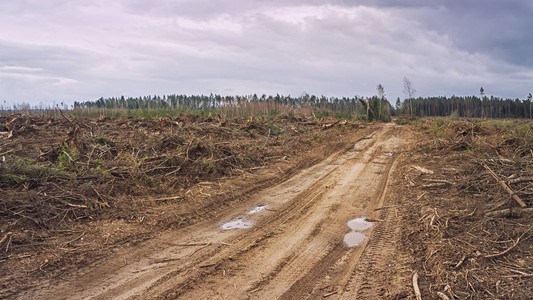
left=20, top=123, right=417, bottom=299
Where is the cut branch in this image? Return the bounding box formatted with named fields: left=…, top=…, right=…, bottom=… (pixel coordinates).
left=481, top=161, right=526, bottom=207
left=508, top=176, right=533, bottom=184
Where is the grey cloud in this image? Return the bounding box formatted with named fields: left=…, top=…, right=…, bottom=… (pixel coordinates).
left=0, top=1, right=532, bottom=104
left=385, top=1, right=533, bottom=67
left=123, top=0, right=533, bottom=68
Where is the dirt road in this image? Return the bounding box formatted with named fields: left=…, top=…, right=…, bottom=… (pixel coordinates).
left=22, top=123, right=412, bottom=299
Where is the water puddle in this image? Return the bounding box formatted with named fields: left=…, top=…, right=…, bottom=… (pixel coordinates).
left=344, top=217, right=374, bottom=247
left=384, top=152, right=394, bottom=157
left=248, top=205, right=268, bottom=215
left=344, top=231, right=367, bottom=247
left=347, top=217, right=374, bottom=231
left=221, top=219, right=253, bottom=230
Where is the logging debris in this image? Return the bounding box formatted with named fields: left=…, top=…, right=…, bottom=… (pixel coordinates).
left=402, top=118, right=533, bottom=299
left=0, top=113, right=362, bottom=299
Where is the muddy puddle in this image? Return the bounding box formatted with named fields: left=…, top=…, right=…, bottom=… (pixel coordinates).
left=344, top=217, right=373, bottom=247
left=221, top=219, right=253, bottom=230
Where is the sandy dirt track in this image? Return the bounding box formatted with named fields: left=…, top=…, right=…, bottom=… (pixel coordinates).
left=22, top=123, right=412, bottom=299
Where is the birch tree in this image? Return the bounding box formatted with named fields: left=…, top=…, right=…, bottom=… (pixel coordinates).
left=403, top=77, right=416, bottom=115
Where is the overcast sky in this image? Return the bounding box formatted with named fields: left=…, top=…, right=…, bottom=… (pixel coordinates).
left=1, top=0, right=532, bottom=106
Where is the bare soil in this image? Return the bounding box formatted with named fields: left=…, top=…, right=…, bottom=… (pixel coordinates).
left=2, top=115, right=532, bottom=299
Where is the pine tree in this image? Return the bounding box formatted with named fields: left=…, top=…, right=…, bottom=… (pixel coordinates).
left=527, top=93, right=533, bottom=119
left=395, top=97, right=402, bottom=114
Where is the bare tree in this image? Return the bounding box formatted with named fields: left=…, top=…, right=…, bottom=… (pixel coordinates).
left=403, top=77, right=416, bottom=115
left=377, top=84, right=385, bottom=120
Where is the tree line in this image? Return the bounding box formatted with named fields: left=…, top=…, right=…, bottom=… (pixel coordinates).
left=73, top=83, right=532, bottom=120
left=74, top=91, right=393, bottom=121
left=396, top=91, right=533, bottom=119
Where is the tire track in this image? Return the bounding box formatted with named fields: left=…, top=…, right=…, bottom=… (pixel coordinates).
left=139, top=130, right=386, bottom=299
left=279, top=139, right=400, bottom=299
left=341, top=143, right=412, bottom=299
left=174, top=127, right=396, bottom=299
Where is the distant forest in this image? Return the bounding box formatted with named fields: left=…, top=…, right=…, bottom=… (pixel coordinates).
left=395, top=94, right=533, bottom=119
left=73, top=90, right=533, bottom=120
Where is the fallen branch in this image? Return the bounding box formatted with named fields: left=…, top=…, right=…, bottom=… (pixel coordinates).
left=5, top=234, right=12, bottom=252
left=0, top=149, right=14, bottom=156
left=323, top=290, right=338, bottom=298
left=413, top=272, right=422, bottom=300
left=199, top=263, right=216, bottom=268
left=508, top=269, right=533, bottom=277
left=453, top=254, right=467, bottom=269
left=90, top=186, right=110, bottom=208
left=57, top=108, right=74, bottom=125
left=413, top=166, right=434, bottom=174
left=416, top=192, right=428, bottom=201
left=65, top=232, right=86, bottom=246
left=422, top=179, right=453, bottom=185
left=422, top=182, right=451, bottom=189
left=0, top=131, right=12, bottom=138
left=365, top=218, right=384, bottom=222
left=248, top=287, right=262, bottom=294
left=189, top=243, right=212, bottom=256
left=485, top=207, right=533, bottom=218
left=484, top=237, right=521, bottom=258
left=150, top=195, right=184, bottom=201
left=0, top=232, right=12, bottom=246
left=66, top=202, right=88, bottom=209
left=481, top=161, right=526, bottom=207
left=436, top=291, right=450, bottom=300
left=508, top=176, right=533, bottom=184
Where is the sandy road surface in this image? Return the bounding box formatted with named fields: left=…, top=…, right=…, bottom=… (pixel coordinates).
left=23, top=123, right=411, bottom=299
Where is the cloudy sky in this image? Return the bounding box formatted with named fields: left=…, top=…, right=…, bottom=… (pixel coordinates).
left=1, top=0, right=532, bottom=106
